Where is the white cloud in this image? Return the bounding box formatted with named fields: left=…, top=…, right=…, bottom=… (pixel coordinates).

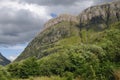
left=9, top=55, right=17, bottom=61
left=0, top=44, right=27, bottom=61
left=0, top=0, right=51, bottom=20
left=7, top=45, right=25, bottom=50
left=0, top=0, right=114, bottom=46
left=0, top=0, right=52, bottom=46
left=75, top=1, right=94, bottom=7
left=45, top=0, right=94, bottom=15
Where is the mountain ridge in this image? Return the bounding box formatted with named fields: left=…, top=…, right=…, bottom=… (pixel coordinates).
left=15, top=1, right=120, bottom=61
left=78, top=1, right=120, bottom=29
left=44, top=14, right=78, bottom=29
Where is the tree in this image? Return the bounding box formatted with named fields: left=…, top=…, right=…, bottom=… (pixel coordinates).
left=7, top=57, right=39, bottom=78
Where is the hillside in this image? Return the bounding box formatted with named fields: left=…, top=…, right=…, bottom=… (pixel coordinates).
left=6, top=1, right=120, bottom=80
left=15, top=1, right=120, bottom=61
left=0, top=52, right=10, bottom=66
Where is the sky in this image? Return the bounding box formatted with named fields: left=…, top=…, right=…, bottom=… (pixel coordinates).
left=0, top=0, right=115, bottom=61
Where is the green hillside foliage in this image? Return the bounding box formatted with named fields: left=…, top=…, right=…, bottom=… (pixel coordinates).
left=16, top=21, right=81, bottom=61
left=6, top=21, right=120, bottom=80
left=7, top=57, right=39, bottom=78
left=0, top=66, right=12, bottom=80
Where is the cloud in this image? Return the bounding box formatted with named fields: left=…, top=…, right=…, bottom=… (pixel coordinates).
left=0, top=44, right=27, bottom=61
left=0, top=45, right=26, bottom=50
left=19, top=0, right=82, bottom=6
left=0, top=0, right=115, bottom=47
left=19, top=0, right=94, bottom=15
left=0, top=0, right=116, bottom=61
left=9, top=55, right=17, bottom=61
left=19, top=0, right=114, bottom=6
left=47, top=0, right=94, bottom=15
left=93, top=0, right=115, bottom=4
left=0, top=0, right=51, bottom=46
left=19, top=0, right=114, bottom=15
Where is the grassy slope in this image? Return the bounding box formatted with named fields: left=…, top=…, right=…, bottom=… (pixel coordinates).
left=37, top=21, right=120, bottom=79
left=7, top=21, right=120, bottom=80
left=16, top=21, right=81, bottom=61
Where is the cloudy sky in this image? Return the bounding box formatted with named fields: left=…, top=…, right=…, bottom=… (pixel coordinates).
left=0, top=0, right=114, bottom=61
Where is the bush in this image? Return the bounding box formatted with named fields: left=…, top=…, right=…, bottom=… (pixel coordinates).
left=7, top=62, right=21, bottom=78
left=7, top=44, right=116, bottom=80
left=37, top=44, right=115, bottom=80
left=63, top=72, right=74, bottom=80
left=38, top=52, right=71, bottom=76
left=100, top=29, right=120, bottom=62
left=67, top=44, right=113, bottom=80
left=7, top=57, right=39, bottom=78
left=0, top=66, right=12, bottom=80
left=7, top=23, right=120, bottom=80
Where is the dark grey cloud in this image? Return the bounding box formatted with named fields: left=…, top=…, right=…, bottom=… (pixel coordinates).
left=0, top=0, right=116, bottom=47
left=19, top=0, right=115, bottom=15
left=20, top=0, right=81, bottom=6
left=94, top=0, right=115, bottom=4
left=20, top=0, right=114, bottom=6
left=0, top=7, right=47, bottom=46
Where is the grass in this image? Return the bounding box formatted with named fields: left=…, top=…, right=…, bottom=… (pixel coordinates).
left=13, top=76, right=83, bottom=80
left=13, top=76, right=67, bottom=80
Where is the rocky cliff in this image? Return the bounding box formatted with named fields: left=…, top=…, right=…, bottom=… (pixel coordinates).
left=44, top=14, right=78, bottom=29
left=0, top=53, right=10, bottom=66
left=78, top=1, right=120, bottom=30
left=15, top=1, right=120, bottom=61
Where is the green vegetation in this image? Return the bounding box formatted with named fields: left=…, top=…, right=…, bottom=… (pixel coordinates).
left=2, top=21, right=119, bottom=80
left=0, top=66, right=11, bottom=80
left=7, top=57, right=39, bottom=78
left=6, top=1, right=119, bottom=79
left=16, top=21, right=80, bottom=61
left=13, top=76, right=67, bottom=80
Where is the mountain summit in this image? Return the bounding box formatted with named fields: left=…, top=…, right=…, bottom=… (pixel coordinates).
left=15, top=1, right=120, bottom=61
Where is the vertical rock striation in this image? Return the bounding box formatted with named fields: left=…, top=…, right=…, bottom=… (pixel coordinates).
left=78, top=1, right=120, bottom=29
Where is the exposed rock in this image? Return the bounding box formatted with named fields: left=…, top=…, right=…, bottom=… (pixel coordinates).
left=78, top=1, right=120, bottom=28
left=44, top=14, right=78, bottom=29
left=15, top=21, right=80, bottom=61
left=15, top=1, right=120, bottom=61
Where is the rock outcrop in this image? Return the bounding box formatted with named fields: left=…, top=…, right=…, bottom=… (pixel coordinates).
left=44, top=14, right=78, bottom=29
left=0, top=52, right=10, bottom=66
left=78, top=1, right=120, bottom=29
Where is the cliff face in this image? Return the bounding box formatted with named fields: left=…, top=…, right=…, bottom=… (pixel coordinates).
left=78, top=1, right=120, bottom=30
left=15, top=1, right=120, bottom=61
left=0, top=53, right=10, bottom=66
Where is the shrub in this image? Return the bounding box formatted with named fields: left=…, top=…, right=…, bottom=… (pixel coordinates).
left=7, top=57, right=39, bottom=78
left=63, top=72, right=74, bottom=80
left=0, top=66, right=12, bottom=80
left=99, top=29, right=120, bottom=62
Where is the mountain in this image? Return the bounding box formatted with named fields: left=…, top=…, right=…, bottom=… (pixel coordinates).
left=8, top=1, right=120, bottom=79
left=15, top=1, right=120, bottom=61
left=78, top=1, right=120, bottom=30
left=0, top=52, right=10, bottom=66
